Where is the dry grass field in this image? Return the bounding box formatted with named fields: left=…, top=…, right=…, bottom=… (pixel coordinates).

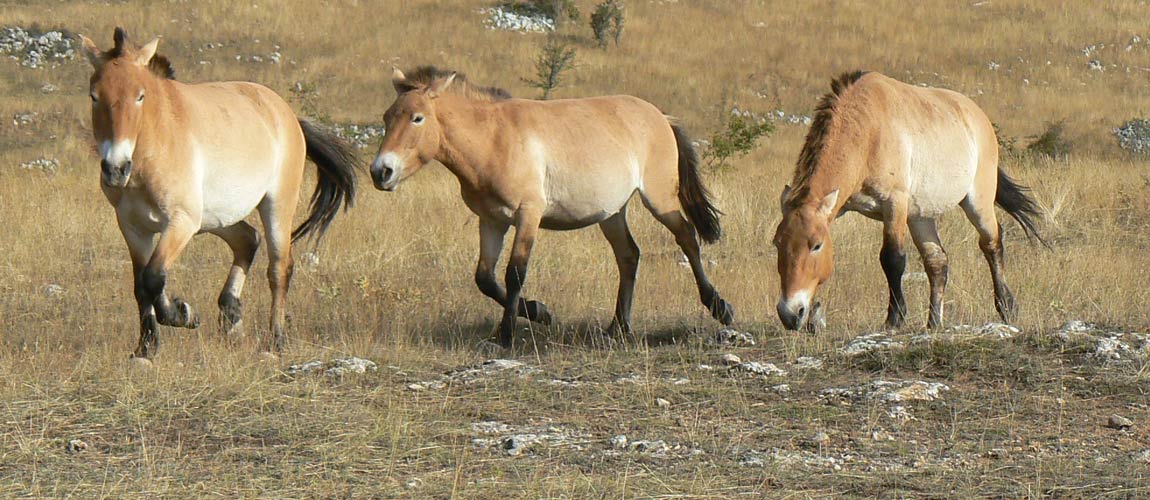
left=2, top=0, right=1150, bottom=497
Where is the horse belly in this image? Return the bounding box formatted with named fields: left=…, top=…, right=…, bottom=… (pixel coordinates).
left=906, top=140, right=978, bottom=218
left=540, top=165, right=637, bottom=230
left=198, top=156, right=278, bottom=230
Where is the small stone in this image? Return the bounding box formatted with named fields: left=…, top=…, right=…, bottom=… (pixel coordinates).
left=793, top=356, right=824, bottom=371
left=610, top=435, right=628, bottom=449
left=655, top=397, right=671, bottom=408
left=65, top=439, right=87, bottom=453
left=1134, top=449, right=1150, bottom=464
left=769, top=384, right=790, bottom=394
left=404, top=478, right=423, bottom=489
left=718, top=353, right=742, bottom=366
left=805, top=431, right=830, bottom=448
left=707, top=327, right=755, bottom=346
left=127, top=357, right=153, bottom=370
left=1107, top=414, right=1133, bottom=430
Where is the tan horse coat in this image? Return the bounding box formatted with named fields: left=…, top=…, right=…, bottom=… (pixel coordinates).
left=371, top=67, right=733, bottom=347
left=81, top=28, right=358, bottom=358
left=774, top=71, right=1043, bottom=331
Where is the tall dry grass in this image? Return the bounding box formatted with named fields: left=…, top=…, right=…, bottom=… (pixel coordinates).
left=1, top=0, right=1149, bottom=497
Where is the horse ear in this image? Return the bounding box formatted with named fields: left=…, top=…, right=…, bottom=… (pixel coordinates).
left=428, top=72, right=457, bottom=98
left=391, top=67, right=410, bottom=92
left=817, top=189, right=839, bottom=219
left=136, top=38, right=160, bottom=65
left=78, top=34, right=103, bottom=68
left=779, top=184, right=792, bottom=213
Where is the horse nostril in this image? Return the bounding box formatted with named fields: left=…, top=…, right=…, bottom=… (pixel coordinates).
left=383, top=167, right=395, bottom=181
left=797, top=306, right=806, bottom=317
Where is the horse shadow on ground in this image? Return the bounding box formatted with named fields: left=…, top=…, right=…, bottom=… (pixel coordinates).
left=410, top=315, right=722, bottom=355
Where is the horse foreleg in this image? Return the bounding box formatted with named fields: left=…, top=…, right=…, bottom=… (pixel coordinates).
left=497, top=208, right=543, bottom=348
left=209, top=222, right=260, bottom=336
left=598, top=209, right=640, bottom=336
left=475, top=218, right=551, bottom=325
left=134, top=218, right=198, bottom=358
left=880, top=196, right=909, bottom=329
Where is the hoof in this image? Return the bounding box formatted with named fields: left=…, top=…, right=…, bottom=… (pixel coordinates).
left=711, top=299, right=735, bottom=325
left=220, top=318, right=245, bottom=338
left=523, top=300, right=553, bottom=326
left=158, top=298, right=200, bottom=329
left=605, top=320, right=632, bottom=338
left=127, top=356, right=154, bottom=370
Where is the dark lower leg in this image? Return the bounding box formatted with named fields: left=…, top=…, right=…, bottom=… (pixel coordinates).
left=498, top=263, right=527, bottom=347
left=475, top=272, right=551, bottom=324
left=982, top=232, right=1016, bottom=323
left=880, top=243, right=907, bottom=328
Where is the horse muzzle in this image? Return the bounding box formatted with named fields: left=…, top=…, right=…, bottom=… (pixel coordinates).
left=777, top=299, right=809, bottom=331
left=100, top=159, right=132, bottom=188
left=370, top=165, right=397, bottom=191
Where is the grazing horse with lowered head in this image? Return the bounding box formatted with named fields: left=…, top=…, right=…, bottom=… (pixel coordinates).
left=370, top=66, right=734, bottom=347
left=80, top=28, right=359, bottom=358
left=774, top=71, right=1044, bottom=331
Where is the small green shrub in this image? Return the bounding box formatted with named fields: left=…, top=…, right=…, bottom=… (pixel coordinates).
left=590, top=0, right=625, bottom=48
left=703, top=110, right=774, bottom=172
left=1026, top=120, right=1072, bottom=160
left=524, top=36, right=576, bottom=100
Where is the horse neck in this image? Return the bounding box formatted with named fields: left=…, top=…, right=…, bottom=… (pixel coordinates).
left=432, top=96, right=498, bottom=188
left=801, top=135, right=867, bottom=217
left=132, top=78, right=178, bottom=169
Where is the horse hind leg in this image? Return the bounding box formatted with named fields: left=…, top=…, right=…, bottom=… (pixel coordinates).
left=598, top=208, right=640, bottom=336
left=475, top=218, right=552, bottom=326
left=960, top=194, right=1016, bottom=323
left=642, top=197, right=734, bottom=325
left=209, top=221, right=260, bottom=336
left=908, top=218, right=948, bottom=329
left=259, top=200, right=295, bottom=354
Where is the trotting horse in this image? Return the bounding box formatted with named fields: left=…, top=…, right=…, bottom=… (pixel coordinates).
left=80, top=28, right=359, bottom=358
left=773, top=71, right=1044, bottom=331
left=369, top=66, right=734, bottom=347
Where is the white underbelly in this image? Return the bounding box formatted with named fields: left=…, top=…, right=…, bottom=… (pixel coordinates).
left=905, top=138, right=979, bottom=218
left=197, top=151, right=280, bottom=231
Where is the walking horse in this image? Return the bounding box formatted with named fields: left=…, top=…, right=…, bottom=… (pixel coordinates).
left=80, top=28, right=359, bottom=358
left=369, top=66, right=735, bottom=347
left=773, top=71, right=1044, bottom=331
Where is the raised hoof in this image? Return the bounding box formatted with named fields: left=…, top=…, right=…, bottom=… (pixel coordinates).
left=522, top=300, right=553, bottom=326
left=711, top=298, right=735, bottom=325
left=158, top=298, right=200, bottom=329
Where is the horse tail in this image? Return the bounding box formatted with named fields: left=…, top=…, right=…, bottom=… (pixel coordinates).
left=995, top=168, right=1048, bottom=247
left=292, top=119, right=361, bottom=243
left=671, top=123, right=722, bottom=244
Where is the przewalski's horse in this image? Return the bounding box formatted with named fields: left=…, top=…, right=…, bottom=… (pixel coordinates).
left=80, top=28, right=359, bottom=358
left=370, top=66, right=734, bottom=347
left=774, top=71, right=1044, bottom=331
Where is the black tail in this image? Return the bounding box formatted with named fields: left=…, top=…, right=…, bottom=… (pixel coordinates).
left=671, top=123, right=722, bottom=244
left=995, top=168, right=1048, bottom=247
left=292, top=119, right=361, bottom=243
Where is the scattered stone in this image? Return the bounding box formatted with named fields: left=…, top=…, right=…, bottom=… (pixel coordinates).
left=1055, top=321, right=1149, bottom=363
left=706, top=327, right=755, bottom=347
left=1114, top=119, right=1150, bottom=155
left=408, top=359, right=539, bottom=391
left=470, top=420, right=589, bottom=456
left=822, top=380, right=949, bottom=404
left=333, top=123, right=387, bottom=149
left=804, top=431, right=830, bottom=448
left=655, top=397, right=671, bottom=408
left=19, top=158, right=59, bottom=174
left=127, top=357, right=154, bottom=370
left=286, top=357, right=378, bottom=377
left=942, top=322, right=1019, bottom=340
left=718, top=353, right=742, bottom=366
left=769, top=384, right=791, bottom=395
left=1088, top=59, right=1104, bottom=71
left=887, top=405, right=915, bottom=423
left=628, top=439, right=669, bottom=454
left=840, top=332, right=904, bottom=356
left=0, top=26, right=75, bottom=69
left=40, top=83, right=57, bottom=93
left=792, top=356, right=824, bottom=371
left=404, top=478, right=423, bottom=489
left=1134, top=449, right=1150, bottom=464
left=12, top=111, right=36, bottom=127
left=610, top=435, right=628, bottom=449
left=65, top=439, right=87, bottom=453
left=1107, top=414, right=1133, bottom=430
left=731, top=361, right=787, bottom=377
left=42, top=284, right=64, bottom=298
left=480, top=5, right=555, bottom=33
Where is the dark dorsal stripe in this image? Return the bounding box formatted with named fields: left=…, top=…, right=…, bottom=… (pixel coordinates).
left=786, top=70, right=869, bottom=207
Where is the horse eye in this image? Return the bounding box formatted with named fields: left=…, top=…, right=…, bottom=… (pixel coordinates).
left=811, top=242, right=823, bottom=252
left=136, top=92, right=145, bottom=103
left=412, top=114, right=424, bottom=125
left=90, top=93, right=98, bottom=103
